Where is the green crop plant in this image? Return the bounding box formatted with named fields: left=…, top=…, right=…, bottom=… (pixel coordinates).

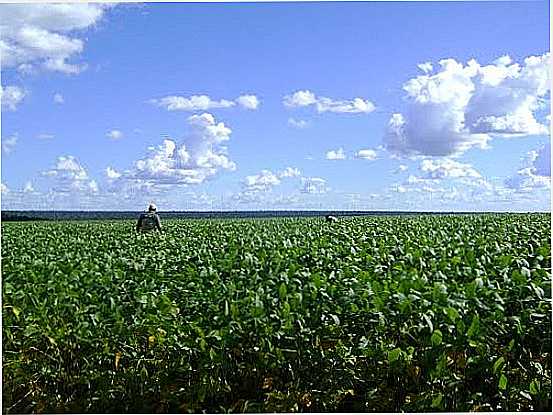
left=2, top=214, right=551, bottom=412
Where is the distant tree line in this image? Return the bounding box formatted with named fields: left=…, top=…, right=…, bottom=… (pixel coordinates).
left=0, top=210, right=523, bottom=222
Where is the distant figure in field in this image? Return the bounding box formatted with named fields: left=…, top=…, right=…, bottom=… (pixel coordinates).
left=136, top=203, right=162, bottom=232
left=325, top=215, right=338, bottom=223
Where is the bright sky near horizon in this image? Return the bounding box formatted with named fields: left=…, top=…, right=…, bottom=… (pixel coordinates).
left=1, top=1, right=551, bottom=211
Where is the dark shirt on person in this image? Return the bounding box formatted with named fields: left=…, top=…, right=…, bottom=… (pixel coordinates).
left=136, top=212, right=162, bottom=232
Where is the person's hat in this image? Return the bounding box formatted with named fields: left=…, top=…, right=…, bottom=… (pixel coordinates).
left=148, top=203, right=157, bottom=212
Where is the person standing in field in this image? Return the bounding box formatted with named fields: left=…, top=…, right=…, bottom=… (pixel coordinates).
left=136, top=203, right=162, bottom=232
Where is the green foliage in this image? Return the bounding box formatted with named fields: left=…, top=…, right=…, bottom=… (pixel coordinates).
left=1, top=213, right=551, bottom=412
left=499, top=373, right=508, bottom=390
left=431, top=329, right=443, bottom=346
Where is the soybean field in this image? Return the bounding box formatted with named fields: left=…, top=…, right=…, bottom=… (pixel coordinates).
left=2, top=213, right=551, bottom=412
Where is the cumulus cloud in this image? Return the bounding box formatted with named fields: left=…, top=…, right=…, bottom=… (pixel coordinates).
left=242, top=170, right=281, bottom=192
left=283, top=90, right=317, bottom=107
left=417, top=62, right=433, bottom=74
left=43, top=156, right=88, bottom=180
left=241, top=166, right=302, bottom=193
left=300, top=177, right=329, bottom=194
left=1, top=85, right=26, bottom=110
left=283, top=89, right=376, bottom=114
left=279, top=167, right=301, bottom=178
left=2, top=133, right=18, bottom=154
left=287, top=118, right=309, bottom=129
left=419, top=158, right=482, bottom=180
left=326, top=148, right=346, bottom=160
left=395, top=159, right=490, bottom=199
left=236, top=94, right=260, bottom=110
left=505, top=169, right=550, bottom=192
left=109, top=113, right=236, bottom=190
left=466, top=55, right=550, bottom=136
left=355, top=148, right=377, bottom=160
left=53, top=93, right=64, bottom=104
left=394, top=164, right=409, bottom=173
left=23, top=181, right=34, bottom=193
left=505, top=142, right=551, bottom=192
left=106, top=129, right=123, bottom=140
left=150, top=94, right=260, bottom=111
left=1, top=183, right=9, bottom=194
left=384, top=53, right=550, bottom=157
left=106, top=166, right=122, bottom=180
left=0, top=3, right=112, bottom=74
left=41, top=155, right=98, bottom=194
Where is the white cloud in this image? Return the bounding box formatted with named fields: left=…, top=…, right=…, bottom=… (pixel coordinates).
left=392, top=184, right=408, bottom=193
left=2, top=134, right=18, bottom=154
left=241, top=166, right=302, bottom=193
left=110, top=113, right=236, bottom=190
left=384, top=53, right=550, bottom=157
left=44, top=155, right=88, bottom=179
left=150, top=94, right=261, bottom=112
left=23, top=181, right=34, bottom=193
left=150, top=95, right=235, bottom=111
left=284, top=89, right=376, bottom=114
left=236, top=94, right=260, bottom=110
left=37, top=133, right=54, bottom=140
left=300, top=177, right=329, bottom=194
left=106, top=129, right=123, bottom=140
left=493, top=55, right=513, bottom=66
left=505, top=169, right=551, bottom=192
left=505, top=143, right=551, bottom=191
left=53, top=93, right=64, bottom=104
left=0, top=4, right=112, bottom=74
left=283, top=90, right=317, bottom=107
left=243, top=170, right=281, bottom=192
left=405, top=174, right=433, bottom=185
left=106, top=166, right=122, bottom=180
left=279, top=167, right=301, bottom=178
left=420, top=186, right=446, bottom=194
left=326, top=148, right=346, bottom=160
left=88, top=180, right=99, bottom=193
left=232, top=172, right=321, bottom=201
left=1, top=183, right=9, bottom=194
left=1, top=85, right=26, bottom=111
left=394, top=164, right=409, bottom=173
left=419, top=158, right=482, bottom=180
left=41, top=155, right=98, bottom=194
left=466, top=55, right=550, bottom=136
left=532, top=142, right=551, bottom=177
left=287, top=118, right=309, bottom=129
left=317, top=97, right=375, bottom=114
left=355, top=148, right=377, bottom=160
left=417, top=62, right=433, bottom=74
left=187, top=112, right=233, bottom=144
left=394, top=159, right=492, bottom=200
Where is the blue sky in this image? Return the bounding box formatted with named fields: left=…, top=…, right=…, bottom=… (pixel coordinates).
left=1, top=1, right=550, bottom=211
